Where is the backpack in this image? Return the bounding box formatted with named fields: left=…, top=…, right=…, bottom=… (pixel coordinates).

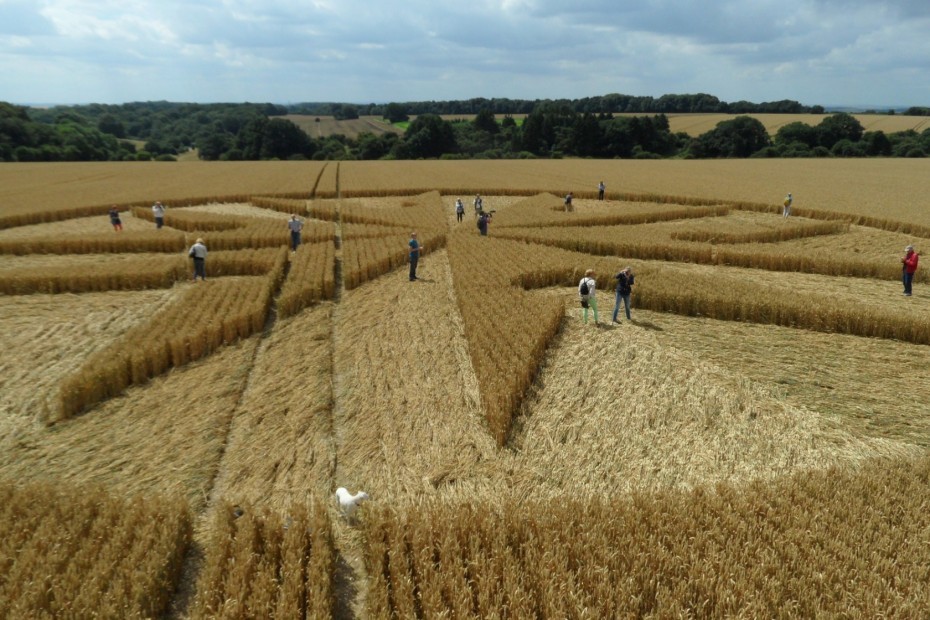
left=580, top=279, right=589, bottom=296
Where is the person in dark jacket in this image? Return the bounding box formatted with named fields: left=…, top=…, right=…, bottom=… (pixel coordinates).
left=109, top=206, right=122, bottom=231
left=613, top=266, right=634, bottom=322
left=477, top=212, right=489, bottom=236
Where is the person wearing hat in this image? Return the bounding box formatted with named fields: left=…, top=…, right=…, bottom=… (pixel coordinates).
left=613, top=266, right=635, bottom=322
left=901, top=245, right=919, bottom=296
left=782, top=193, right=793, bottom=218
left=189, top=238, right=208, bottom=281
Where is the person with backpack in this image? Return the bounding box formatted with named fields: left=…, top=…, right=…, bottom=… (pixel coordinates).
left=613, top=266, right=634, bottom=322
left=578, top=269, right=598, bottom=324
left=477, top=212, right=489, bottom=236
left=564, top=192, right=574, bottom=212
left=782, top=193, right=793, bottom=218
left=455, top=198, right=465, bottom=223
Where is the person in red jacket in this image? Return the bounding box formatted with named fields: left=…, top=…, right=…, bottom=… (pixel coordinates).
left=901, top=245, right=919, bottom=296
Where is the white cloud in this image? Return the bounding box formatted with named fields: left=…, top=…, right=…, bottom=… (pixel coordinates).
left=0, top=0, right=927, bottom=106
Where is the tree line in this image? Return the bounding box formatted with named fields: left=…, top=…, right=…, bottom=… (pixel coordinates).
left=1, top=97, right=929, bottom=162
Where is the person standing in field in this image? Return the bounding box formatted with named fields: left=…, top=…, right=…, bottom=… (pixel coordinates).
left=902, top=245, right=919, bottom=296
left=782, top=193, right=793, bottom=218
left=288, top=214, right=303, bottom=252
left=579, top=269, right=598, bottom=325
left=455, top=198, right=465, bottom=223
left=408, top=232, right=422, bottom=281
left=564, top=192, right=574, bottom=212
left=613, top=266, right=634, bottom=322
left=189, top=238, right=208, bottom=281
left=108, top=206, right=122, bottom=231
left=477, top=212, right=490, bottom=236
left=474, top=194, right=483, bottom=218
left=598, top=181, right=606, bottom=201
left=152, top=201, right=166, bottom=228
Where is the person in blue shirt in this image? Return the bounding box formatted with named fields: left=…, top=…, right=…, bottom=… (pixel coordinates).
left=613, top=266, right=635, bottom=322
left=408, top=232, right=422, bottom=281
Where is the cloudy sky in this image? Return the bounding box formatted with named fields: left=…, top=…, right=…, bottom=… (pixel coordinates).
left=1, top=0, right=928, bottom=107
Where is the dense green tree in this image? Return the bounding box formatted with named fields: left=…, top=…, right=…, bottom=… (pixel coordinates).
left=862, top=131, right=892, bottom=156
left=691, top=116, right=770, bottom=158
left=260, top=118, right=315, bottom=159
left=399, top=114, right=456, bottom=158
left=817, top=113, right=864, bottom=148
left=775, top=122, right=819, bottom=148
left=383, top=103, right=409, bottom=124
left=97, top=114, right=126, bottom=138
left=473, top=109, right=499, bottom=134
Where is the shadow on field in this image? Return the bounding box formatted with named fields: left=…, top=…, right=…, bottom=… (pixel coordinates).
left=630, top=318, right=663, bottom=332
left=333, top=552, right=359, bottom=620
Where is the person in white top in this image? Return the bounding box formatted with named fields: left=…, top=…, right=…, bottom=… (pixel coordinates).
left=578, top=269, right=598, bottom=325
left=188, top=238, right=208, bottom=281
left=152, top=201, right=166, bottom=229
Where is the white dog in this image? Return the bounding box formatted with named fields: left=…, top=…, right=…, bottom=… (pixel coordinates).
left=335, top=487, right=369, bottom=517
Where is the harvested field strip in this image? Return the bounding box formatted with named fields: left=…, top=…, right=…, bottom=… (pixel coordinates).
left=204, top=219, right=335, bottom=251
left=0, top=255, right=186, bottom=294
left=0, top=248, right=286, bottom=294
left=0, top=288, right=185, bottom=428
left=342, top=191, right=448, bottom=230
left=496, top=226, right=909, bottom=280
left=363, top=456, right=930, bottom=618
left=672, top=219, right=849, bottom=244
left=731, top=200, right=930, bottom=238
left=0, top=481, right=190, bottom=619
left=447, top=235, right=576, bottom=445
left=0, top=230, right=188, bottom=255
left=518, top=265, right=930, bottom=346
left=308, top=199, right=340, bottom=222
left=342, top=231, right=447, bottom=290
left=342, top=222, right=410, bottom=239
left=189, top=501, right=334, bottom=619
left=506, top=305, right=914, bottom=498
left=56, top=269, right=284, bottom=422
left=278, top=243, right=336, bottom=318
left=645, top=309, right=930, bottom=447
left=131, top=206, right=250, bottom=232
left=252, top=196, right=311, bottom=216
left=493, top=192, right=730, bottom=228
left=0, top=340, right=259, bottom=508
left=212, top=306, right=336, bottom=508
left=331, top=249, right=500, bottom=504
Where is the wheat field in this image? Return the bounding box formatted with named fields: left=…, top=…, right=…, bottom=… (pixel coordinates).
left=1, top=160, right=930, bottom=617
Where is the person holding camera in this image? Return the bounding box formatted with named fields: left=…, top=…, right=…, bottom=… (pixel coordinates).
left=613, top=266, right=634, bottom=322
